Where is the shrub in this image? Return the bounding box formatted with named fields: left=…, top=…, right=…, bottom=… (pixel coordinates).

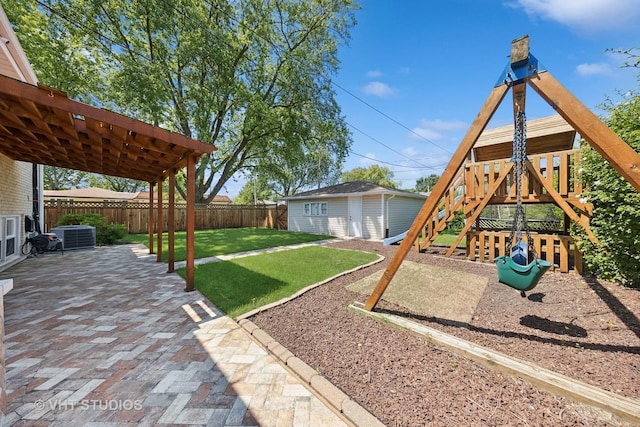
left=572, top=93, right=640, bottom=288
left=447, top=210, right=465, bottom=230
left=56, top=213, right=126, bottom=246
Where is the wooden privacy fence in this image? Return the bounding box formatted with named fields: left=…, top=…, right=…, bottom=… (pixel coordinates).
left=44, top=200, right=288, bottom=233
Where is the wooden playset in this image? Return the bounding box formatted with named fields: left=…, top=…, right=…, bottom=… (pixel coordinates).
left=364, top=35, right=640, bottom=310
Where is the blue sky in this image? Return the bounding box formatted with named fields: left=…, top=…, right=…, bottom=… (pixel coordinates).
left=224, top=0, right=640, bottom=198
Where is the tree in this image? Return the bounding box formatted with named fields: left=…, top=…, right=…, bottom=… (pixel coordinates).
left=415, top=174, right=439, bottom=193
left=233, top=176, right=276, bottom=205
left=6, top=0, right=356, bottom=203
left=257, top=130, right=345, bottom=197
left=43, top=166, right=86, bottom=190
left=341, top=165, right=399, bottom=188
left=85, top=174, right=147, bottom=193
left=606, top=47, right=640, bottom=70
left=573, top=90, right=640, bottom=287
left=3, top=0, right=105, bottom=101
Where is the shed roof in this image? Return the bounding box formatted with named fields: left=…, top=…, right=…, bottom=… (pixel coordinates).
left=472, top=114, right=576, bottom=162
left=283, top=181, right=426, bottom=200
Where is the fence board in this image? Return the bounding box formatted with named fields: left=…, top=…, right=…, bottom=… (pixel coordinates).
left=44, top=200, right=287, bottom=233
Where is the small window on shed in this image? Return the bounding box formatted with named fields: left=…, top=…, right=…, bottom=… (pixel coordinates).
left=303, top=202, right=328, bottom=216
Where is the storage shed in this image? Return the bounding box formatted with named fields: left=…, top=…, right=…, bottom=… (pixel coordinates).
left=283, top=181, right=427, bottom=240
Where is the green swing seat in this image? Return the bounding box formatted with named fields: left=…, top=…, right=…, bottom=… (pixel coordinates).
left=495, top=255, right=552, bottom=292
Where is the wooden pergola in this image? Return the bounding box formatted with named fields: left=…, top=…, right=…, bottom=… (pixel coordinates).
left=0, top=74, right=215, bottom=291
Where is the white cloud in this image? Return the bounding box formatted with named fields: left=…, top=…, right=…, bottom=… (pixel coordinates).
left=362, top=81, right=395, bottom=97
left=366, top=70, right=383, bottom=78
left=509, top=0, right=640, bottom=33
left=411, top=119, right=467, bottom=142
left=576, top=62, right=613, bottom=76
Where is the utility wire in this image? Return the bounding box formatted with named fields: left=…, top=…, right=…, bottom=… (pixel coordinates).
left=201, top=0, right=455, bottom=158
left=332, top=80, right=453, bottom=155
left=349, top=150, right=438, bottom=169
left=36, top=0, right=448, bottom=177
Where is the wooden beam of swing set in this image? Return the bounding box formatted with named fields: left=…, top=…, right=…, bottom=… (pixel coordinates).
left=363, top=84, right=509, bottom=311
left=363, top=42, right=640, bottom=312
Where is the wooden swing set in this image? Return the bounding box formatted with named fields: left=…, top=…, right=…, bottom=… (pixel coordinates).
left=364, top=35, right=640, bottom=311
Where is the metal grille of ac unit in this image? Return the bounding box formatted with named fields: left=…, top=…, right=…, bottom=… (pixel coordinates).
left=51, top=225, right=96, bottom=250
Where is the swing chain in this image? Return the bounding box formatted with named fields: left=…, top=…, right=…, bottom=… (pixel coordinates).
left=506, top=110, right=539, bottom=260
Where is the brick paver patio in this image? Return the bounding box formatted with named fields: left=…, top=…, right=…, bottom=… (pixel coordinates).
left=0, top=243, right=350, bottom=426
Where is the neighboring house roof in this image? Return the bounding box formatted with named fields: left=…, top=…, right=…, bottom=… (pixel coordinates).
left=282, top=181, right=426, bottom=200
left=212, top=195, right=232, bottom=203
left=44, top=187, right=139, bottom=200
left=132, top=191, right=156, bottom=201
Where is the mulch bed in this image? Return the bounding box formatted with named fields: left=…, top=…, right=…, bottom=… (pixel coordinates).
left=249, top=239, right=640, bottom=426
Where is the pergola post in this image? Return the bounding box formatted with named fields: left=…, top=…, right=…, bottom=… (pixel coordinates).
left=148, top=182, right=155, bottom=254
left=156, top=178, right=163, bottom=262
left=185, top=155, right=197, bottom=292
left=168, top=170, right=176, bottom=273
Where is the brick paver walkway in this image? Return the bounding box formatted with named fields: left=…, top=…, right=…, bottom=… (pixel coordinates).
left=1, top=244, right=350, bottom=426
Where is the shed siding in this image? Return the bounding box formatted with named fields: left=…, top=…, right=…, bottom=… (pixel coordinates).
left=386, top=195, right=425, bottom=237
left=287, top=197, right=348, bottom=237
left=287, top=192, right=425, bottom=240
left=362, top=195, right=383, bottom=240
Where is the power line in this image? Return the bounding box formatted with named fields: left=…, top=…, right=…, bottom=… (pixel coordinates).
left=332, top=80, right=453, bottom=155
left=349, top=150, right=436, bottom=169
left=35, top=0, right=449, bottom=178
left=200, top=0, right=455, bottom=158
left=347, top=123, right=442, bottom=172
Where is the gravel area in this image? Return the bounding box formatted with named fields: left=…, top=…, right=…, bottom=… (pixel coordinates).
left=250, top=239, right=640, bottom=426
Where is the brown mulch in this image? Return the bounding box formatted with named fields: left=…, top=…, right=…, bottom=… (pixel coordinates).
left=249, top=239, right=640, bottom=427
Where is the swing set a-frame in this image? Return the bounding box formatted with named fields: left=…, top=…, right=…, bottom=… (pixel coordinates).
left=364, top=35, right=640, bottom=312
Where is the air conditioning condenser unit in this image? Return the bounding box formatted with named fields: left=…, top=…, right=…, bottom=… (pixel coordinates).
left=50, top=225, right=96, bottom=250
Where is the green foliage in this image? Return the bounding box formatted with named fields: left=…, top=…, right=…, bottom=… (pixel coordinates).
left=3, top=0, right=106, bottom=100
left=9, top=0, right=358, bottom=204
left=56, top=214, right=126, bottom=245
left=573, top=92, right=640, bottom=287
left=85, top=174, right=146, bottom=193
left=447, top=210, right=465, bottom=230
left=43, top=166, right=86, bottom=190
left=233, top=176, right=277, bottom=205
left=341, top=165, right=399, bottom=188
left=57, top=213, right=106, bottom=227
left=415, top=174, right=440, bottom=193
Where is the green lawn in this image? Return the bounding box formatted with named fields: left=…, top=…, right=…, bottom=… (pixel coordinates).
left=432, top=229, right=466, bottom=246
left=179, top=246, right=379, bottom=317
left=122, top=227, right=334, bottom=262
